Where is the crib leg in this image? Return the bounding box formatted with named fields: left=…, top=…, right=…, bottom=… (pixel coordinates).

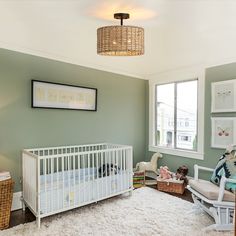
left=22, top=199, right=26, bottom=212
left=22, top=203, right=26, bottom=212
left=36, top=217, right=41, bottom=228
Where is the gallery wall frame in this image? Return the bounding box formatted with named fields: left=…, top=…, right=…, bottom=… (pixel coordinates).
left=211, top=117, right=236, bottom=149
left=31, top=80, right=97, bottom=111
left=211, top=79, right=236, bottom=113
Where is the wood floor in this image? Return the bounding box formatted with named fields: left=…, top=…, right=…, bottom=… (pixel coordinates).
left=9, top=187, right=193, bottom=229
left=9, top=208, right=36, bottom=228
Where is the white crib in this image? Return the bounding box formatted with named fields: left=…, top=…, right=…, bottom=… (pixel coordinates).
left=22, top=143, right=133, bottom=228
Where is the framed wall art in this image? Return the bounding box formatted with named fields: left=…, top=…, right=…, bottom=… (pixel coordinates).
left=32, top=80, right=97, bottom=111
left=211, top=79, right=236, bottom=113
left=211, top=117, right=236, bottom=149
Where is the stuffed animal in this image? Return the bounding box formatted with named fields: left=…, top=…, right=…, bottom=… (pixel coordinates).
left=99, top=164, right=120, bottom=177
left=135, top=152, right=162, bottom=174
left=159, top=166, right=172, bottom=180
left=175, top=165, right=188, bottom=184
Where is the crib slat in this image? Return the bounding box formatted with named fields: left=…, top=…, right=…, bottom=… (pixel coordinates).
left=68, top=155, right=71, bottom=207
left=44, top=159, right=47, bottom=214
left=92, top=153, right=94, bottom=200
left=130, top=148, right=133, bottom=190
left=57, top=157, right=59, bottom=210
left=108, top=151, right=111, bottom=195
left=112, top=150, right=115, bottom=193
left=110, top=151, right=113, bottom=193
left=96, top=153, right=99, bottom=199
left=88, top=154, right=90, bottom=202
left=105, top=151, right=108, bottom=196
left=78, top=154, right=80, bottom=204
left=83, top=154, right=85, bottom=203
left=115, top=150, right=118, bottom=189
left=73, top=155, right=75, bottom=207
left=101, top=152, right=104, bottom=197
left=124, top=150, right=126, bottom=189
left=50, top=158, right=53, bottom=212
left=62, top=156, right=65, bottom=208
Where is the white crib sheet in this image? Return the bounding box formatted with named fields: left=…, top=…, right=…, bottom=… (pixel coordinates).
left=40, top=168, right=97, bottom=191
left=39, top=169, right=130, bottom=215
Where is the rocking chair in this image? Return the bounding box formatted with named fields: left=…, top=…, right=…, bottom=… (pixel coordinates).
left=187, top=164, right=236, bottom=231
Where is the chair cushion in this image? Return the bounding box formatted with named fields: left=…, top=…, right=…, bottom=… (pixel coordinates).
left=210, top=152, right=236, bottom=192
left=189, top=179, right=235, bottom=202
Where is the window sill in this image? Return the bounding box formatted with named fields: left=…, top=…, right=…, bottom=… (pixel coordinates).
left=149, top=145, right=204, bottom=160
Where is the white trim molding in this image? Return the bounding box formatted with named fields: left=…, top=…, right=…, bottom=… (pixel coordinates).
left=148, top=66, right=205, bottom=160
left=12, top=191, right=22, bottom=211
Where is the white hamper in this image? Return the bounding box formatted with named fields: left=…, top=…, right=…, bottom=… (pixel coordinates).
left=22, top=143, right=133, bottom=227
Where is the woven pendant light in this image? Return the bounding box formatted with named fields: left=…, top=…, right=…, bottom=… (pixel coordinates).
left=97, top=13, right=144, bottom=56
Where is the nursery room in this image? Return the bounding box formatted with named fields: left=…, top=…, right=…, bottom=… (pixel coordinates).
left=0, top=0, right=236, bottom=235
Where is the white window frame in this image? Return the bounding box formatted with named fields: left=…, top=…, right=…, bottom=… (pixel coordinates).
left=149, top=67, right=205, bottom=160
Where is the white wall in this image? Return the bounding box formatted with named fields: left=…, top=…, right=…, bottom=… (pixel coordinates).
left=145, top=0, right=236, bottom=77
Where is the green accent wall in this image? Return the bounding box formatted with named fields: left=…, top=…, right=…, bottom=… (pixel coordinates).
left=1, top=47, right=235, bottom=192
left=148, top=62, right=236, bottom=180
left=0, top=48, right=147, bottom=192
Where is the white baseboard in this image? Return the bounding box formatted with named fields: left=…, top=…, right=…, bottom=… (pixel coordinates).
left=12, top=191, right=22, bottom=211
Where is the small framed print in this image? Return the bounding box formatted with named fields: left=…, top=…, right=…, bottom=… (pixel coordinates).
left=211, top=79, right=236, bottom=113
left=211, top=117, right=236, bottom=149
left=32, top=80, right=97, bottom=111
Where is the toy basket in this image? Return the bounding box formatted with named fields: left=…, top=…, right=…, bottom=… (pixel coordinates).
left=0, top=179, right=14, bottom=230
left=157, top=178, right=185, bottom=194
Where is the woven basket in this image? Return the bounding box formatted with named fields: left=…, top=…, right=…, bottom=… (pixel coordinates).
left=157, top=178, right=185, bottom=194
left=0, top=179, right=14, bottom=230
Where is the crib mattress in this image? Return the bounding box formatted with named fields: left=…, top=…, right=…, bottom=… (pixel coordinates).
left=40, top=168, right=97, bottom=191
left=39, top=169, right=130, bottom=215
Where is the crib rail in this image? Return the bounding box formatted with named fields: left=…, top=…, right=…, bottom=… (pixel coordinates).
left=22, top=143, right=133, bottom=227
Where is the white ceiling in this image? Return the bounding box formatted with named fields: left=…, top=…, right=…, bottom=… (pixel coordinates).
left=0, top=0, right=236, bottom=79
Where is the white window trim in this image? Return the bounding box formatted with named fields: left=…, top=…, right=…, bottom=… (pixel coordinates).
left=149, top=66, right=205, bottom=160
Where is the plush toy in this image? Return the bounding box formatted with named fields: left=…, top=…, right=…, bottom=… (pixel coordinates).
left=159, top=166, right=172, bottom=180
left=135, top=152, right=162, bottom=174
left=99, top=164, right=120, bottom=177
left=175, top=165, right=188, bottom=184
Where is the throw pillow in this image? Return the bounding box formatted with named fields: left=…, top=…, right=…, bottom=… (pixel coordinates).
left=210, top=152, right=236, bottom=192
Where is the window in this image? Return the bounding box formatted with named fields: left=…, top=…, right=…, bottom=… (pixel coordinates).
left=155, top=80, right=197, bottom=151
left=149, top=67, right=204, bottom=160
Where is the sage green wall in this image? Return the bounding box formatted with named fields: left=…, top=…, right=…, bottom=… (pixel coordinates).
left=148, top=62, right=236, bottom=179
left=0, top=48, right=147, bottom=192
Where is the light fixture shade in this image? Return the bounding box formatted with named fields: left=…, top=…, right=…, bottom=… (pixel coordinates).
left=97, top=25, right=144, bottom=56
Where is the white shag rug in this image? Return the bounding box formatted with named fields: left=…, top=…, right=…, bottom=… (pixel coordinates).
left=1, top=187, right=234, bottom=236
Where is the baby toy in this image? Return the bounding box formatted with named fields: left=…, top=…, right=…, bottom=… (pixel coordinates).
left=135, top=152, right=162, bottom=174
left=99, top=164, right=120, bottom=177
left=175, top=165, right=188, bottom=184
left=159, top=166, right=172, bottom=180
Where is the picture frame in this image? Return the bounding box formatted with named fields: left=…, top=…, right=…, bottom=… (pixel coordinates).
left=32, top=80, right=97, bottom=111
left=211, top=79, right=236, bottom=113
left=211, top=117, right=236, bottom=149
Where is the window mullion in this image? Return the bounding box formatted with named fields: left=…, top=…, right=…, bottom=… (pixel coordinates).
left=174, top=83, right=177, bottom=149
left=155, top=85, right=158, bottom=146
